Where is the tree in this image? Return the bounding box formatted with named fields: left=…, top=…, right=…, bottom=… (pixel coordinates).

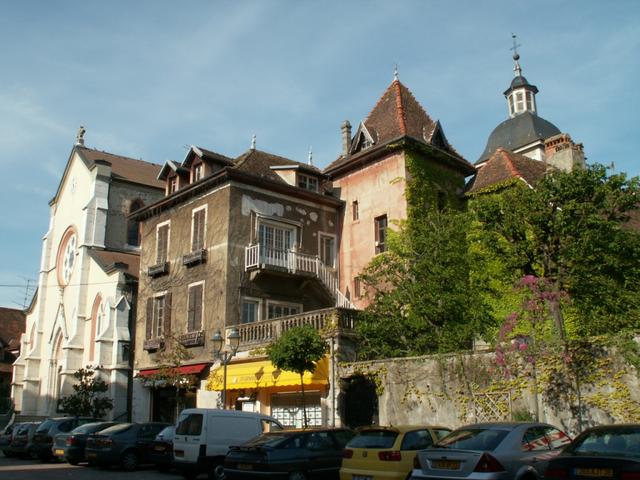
left=266, top=325, right=327, bottom=428
left=356, top=207, right=492, bottom=359
left=470, top=164, right=640, bottom=337
left=59, top=366, right=113, bottom=418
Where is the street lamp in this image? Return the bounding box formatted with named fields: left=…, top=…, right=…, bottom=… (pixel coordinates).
left=212, top=327, right=240, bottom=409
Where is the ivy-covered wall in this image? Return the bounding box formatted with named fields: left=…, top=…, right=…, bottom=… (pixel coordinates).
left=339, top=338, right=640, bottom=436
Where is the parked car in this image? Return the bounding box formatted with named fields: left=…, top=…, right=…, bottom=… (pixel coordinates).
left=33, top=416, right=99, bottom=461
left=410, top=422, right=571, bottom=479
left=85, top=422, right=170, bottom=471
left=52, top=421, right=118, bottom=465
left=545, top=424, right=640, bottom=479
left=148, top=425, right=175, bottom=471
left=224, top=427, right=354, bottom=480
left=7, top=422, right=40, bottom=458
left=1, top=423, right=16, bottom=457
left=341, top=425, right=452, bottom=480
left=173, top=407, right=283, bottom=480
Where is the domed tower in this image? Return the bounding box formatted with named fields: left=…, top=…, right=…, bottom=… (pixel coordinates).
left=476, top=36, right=584, bottom=172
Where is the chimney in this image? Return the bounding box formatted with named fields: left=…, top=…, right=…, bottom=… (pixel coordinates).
left=341, top=120, right=352, bottom=156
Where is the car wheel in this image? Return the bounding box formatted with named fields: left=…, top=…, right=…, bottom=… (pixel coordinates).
left=209, top=463, right=225, bottom=480
left=289, top=471, right=307, bottom=480
left=120, top=450, right=138, bottom=471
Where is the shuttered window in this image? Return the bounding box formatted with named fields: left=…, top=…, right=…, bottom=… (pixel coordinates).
left=191, top=207, right=206, bottom=251
left=156, top=223, right=170, bottom=264
left=187, top=283, right=203, bottom=332
left=148, top=293, right=171, bottom=338
left=374, top=215, right=388, bottom=254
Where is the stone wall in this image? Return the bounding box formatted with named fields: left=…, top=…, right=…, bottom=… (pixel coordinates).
left=339, top=345, right=640, bottom=436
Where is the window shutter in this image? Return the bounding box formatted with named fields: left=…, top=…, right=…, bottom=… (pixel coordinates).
left=194, top=284, right=203, bottom=330
left=187, top=286, right=196, bottom=331
left=146, top=298, right=153, bottom=339
left=164, top=292, right=172, bottom=336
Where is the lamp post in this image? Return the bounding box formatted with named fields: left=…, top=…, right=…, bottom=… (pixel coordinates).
left=212, top=327, right=240, bottom=409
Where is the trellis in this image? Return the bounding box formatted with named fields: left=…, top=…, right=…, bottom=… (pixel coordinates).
left=471, top=391, right=512, bottom=422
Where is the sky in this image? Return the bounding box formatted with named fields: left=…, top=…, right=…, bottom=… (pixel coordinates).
left=0, top=0, right=639, bottom=309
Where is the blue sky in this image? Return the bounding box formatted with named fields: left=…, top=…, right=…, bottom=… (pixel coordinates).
left=1, top=0, right=639, bottom=308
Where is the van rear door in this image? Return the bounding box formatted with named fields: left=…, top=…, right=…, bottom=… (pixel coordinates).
left=174, top=411, right=204, bottom=464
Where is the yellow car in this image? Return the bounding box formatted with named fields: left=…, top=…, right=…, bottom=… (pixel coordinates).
left=340, top=425, right=451, bottom=480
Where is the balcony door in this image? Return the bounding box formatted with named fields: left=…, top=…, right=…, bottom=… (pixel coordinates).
left=258, top=221, right=296, bottom=268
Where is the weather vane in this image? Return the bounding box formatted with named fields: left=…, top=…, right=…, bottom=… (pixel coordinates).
left=510, top=33, right=522, bottom=76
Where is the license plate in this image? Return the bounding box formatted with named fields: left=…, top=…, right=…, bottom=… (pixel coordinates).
left=575, top=468, right=614, bottom=478
left=54, top=449, right=64, bottom=456
left=174, top=450, right=184, bottom=457
left=433, top=459, right=460, bottom=470
left=237, top=464, right=253, bottom=470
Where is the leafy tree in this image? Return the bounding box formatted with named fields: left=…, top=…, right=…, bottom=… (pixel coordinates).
left=356, top=207, right=492, bottom=359
left=470, top=164, right=640, bottom=337
left=59, top=366, right=113, bottom=418
left=266, top=325, right=327, bottom=428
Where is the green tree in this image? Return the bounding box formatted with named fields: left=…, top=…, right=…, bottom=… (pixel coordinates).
left=59, top=366, right=113, bottom=418
left=470, top=164, right=640, bottom=337
left=357, top=206, right=492, bottom=359
left=266, top=325, right=327, bottom=428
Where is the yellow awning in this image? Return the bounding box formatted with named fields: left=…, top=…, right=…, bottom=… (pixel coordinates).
left=206, top=356, right=329, bottom=391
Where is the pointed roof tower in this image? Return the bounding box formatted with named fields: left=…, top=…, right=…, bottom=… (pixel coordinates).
left=325, top=74, right=474, bottom=176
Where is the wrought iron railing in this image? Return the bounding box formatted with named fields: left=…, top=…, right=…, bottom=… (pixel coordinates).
left=228, top=307, right=357, bottom=348
left=245, top=244, right=355, bottom=309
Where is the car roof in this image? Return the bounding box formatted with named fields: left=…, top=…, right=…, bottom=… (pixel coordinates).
left=357, top=425, right=450, bottom=433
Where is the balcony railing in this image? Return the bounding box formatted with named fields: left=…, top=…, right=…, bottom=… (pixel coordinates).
left=228, top=307, right=357, bottom=349
left=245, top=244, right=355, bottom=309
left=147, top=261, right=169, bottom=277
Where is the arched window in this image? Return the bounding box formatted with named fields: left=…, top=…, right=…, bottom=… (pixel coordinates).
left=89, top=294, right=102, bottom=362
left=56, top=226, right=77, bottom=286
left=127, top=199, right=145, bottom=246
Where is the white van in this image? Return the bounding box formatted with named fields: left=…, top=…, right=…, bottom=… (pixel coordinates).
left=173, top=408, right=282, bottom=480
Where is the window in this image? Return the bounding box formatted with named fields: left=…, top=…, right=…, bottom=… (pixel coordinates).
left=319, top=234, right=335, bottom=268
left=169, top=176, right=178, bottom=194
left=522, top=427, right=551, bottom=451
left=298, top=174, right=319, bottom=192
left=153, top=295, right=166, bottom=337
left=176, top=413, right=203, bottom=436
left=127, top=199, right=144, bottom=246
left=56, top=227, right=77, bottom=286
left=354, top=277, right=361, bottom=299
left=267, top=301, right=301, bottom=319
left=193, top=163, right=204, bottom=182
left=119, top=341, right=131, bottom=363
left=258, top=221, right=295, bottom=266
left=352, top=200, right=359, bottom=221
left=508, top=94, right=515, bottom=116
left=526, top=91, right=535, bottom=111
left=156, top=222, right=170, bottom=264
left=241, top=298, right=260, bottom=324
left=374, top=215, right=388, bottom=254
left=544, top=427, right=571, bottom=450
left=187, top=283, right=204, bottom=332
left=401, top=430, right=434, bottom=450
left=191, top=207, right=206, bottom=251
left=515, top=91, right=524, bottom=112
left=270, top=392, right=322, bottom=428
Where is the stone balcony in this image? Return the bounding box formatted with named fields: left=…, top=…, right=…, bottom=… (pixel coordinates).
left=226, top=307, right=358, bottom=351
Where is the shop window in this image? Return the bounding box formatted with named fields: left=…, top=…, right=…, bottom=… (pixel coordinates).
left=270, top=392, right=322, bottom=428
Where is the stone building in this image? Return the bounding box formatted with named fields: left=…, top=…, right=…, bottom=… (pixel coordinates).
left=11, top=132, right=163, bottom=420
left=0, top=307, right=25, bottom=412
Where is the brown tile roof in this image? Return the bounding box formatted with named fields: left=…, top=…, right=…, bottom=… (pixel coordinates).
left=325, top=80, right=469, bottom=174
left=466, top=148, right=550, bottom=195
left=0, top=307, right=26, bottom=351
left=233, top=149, right=323, bottom=183
left=89, top=248, right=141, bottom=279
left=77, top=146, right=164, bottom=189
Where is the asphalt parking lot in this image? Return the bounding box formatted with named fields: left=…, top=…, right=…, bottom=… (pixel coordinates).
left=0, top=454, right=185, bottom=480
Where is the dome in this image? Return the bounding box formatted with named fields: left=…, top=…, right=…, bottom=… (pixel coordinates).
left=476, top=111, right=561, bottom=164
left=503, top=75, right=539, bottom=96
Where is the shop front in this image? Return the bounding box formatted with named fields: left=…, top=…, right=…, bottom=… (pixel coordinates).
left=207, top=356, right=329, bottom=428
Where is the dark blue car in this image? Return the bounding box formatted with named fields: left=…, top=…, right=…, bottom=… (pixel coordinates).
left=52, top=421, right=117, bottom=465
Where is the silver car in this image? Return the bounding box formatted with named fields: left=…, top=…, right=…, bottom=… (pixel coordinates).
left=410, top=422, right=571, bottom=480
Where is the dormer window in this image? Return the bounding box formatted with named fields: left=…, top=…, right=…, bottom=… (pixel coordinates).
left=193, top=163, right=203, bottom=182
left=169, top=176, right=178, bottom=194
left=298, top=173, right=319, bottom=192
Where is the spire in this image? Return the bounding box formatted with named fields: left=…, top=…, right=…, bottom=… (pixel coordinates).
left=510, top=33, right=522, bottom=77
left=393, top=63, right=399, bottom=82
left=250, top=134, right=256, bottom=150
left=308, top=146, right=313, bottom=166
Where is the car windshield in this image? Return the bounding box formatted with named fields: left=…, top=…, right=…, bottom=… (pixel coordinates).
left=436, top=428, right=509, bottom=451
left=570, top=428, right=640, bottom=458
left=176, top=413, right=202, bottom=436
left=243, top=432, right=294, bottom=448
left=347, top=430, right=398, bottom=449
left=98, top=423, right=133, bottom=435
left=36, top=420, right=54, bottom=433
